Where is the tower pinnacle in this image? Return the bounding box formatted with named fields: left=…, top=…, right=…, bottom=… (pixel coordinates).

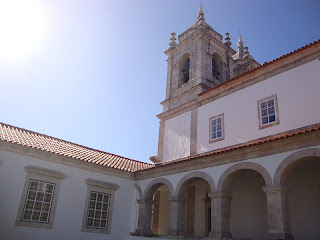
left=197, top=4, right=205, bottom=22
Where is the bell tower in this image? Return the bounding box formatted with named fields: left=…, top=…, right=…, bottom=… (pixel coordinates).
left=161, top=5, right=236, bottom=111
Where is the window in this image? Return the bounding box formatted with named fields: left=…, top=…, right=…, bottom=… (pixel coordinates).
left=86, top=191, right=110, bottom=229
left=81, top=178, right=119, bottom=234
left=15, top=166, right=65, bottom=229
left=209, top=113, right=224, bottom=143
left=21, top=180, right=55, bottom=223
left=257, top=94, right=280, bottom=129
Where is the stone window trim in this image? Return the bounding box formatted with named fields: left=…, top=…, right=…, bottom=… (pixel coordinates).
left=209, top=113, right=225, bottom=144
left=257, top=94, right=280, bottom=130
left=15, top=165, right=65, bottom=229
left=81, top=178, right=119, bottom=234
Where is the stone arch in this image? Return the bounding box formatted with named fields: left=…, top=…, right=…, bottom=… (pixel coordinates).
left=274, top=148, right=320, bottom=185
left=217, top=162, right=272, bottom=192
left=175, top=171, right=216, bottom=197
left=179, top=53, right=191, bottom=85
left=135, top=183, right=143, bottom=200
left=143, top=178, right=174, bottom=200
left=212, top=52, right=223, bottom=81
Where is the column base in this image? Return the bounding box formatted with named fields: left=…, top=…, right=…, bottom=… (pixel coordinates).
left=134, top=229, right=153, bottom=237
left=209, top=231, right=232, bottom=238
left=268, top=232, right=294, bottom=240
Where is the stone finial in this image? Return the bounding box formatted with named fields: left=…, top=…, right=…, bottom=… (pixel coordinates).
left=169, top=32, right=177, bottom=47
left=224, top=32, right=231, bottom=47
left=237, top=35, right=244, bottom=59
left=237, top=35, right=243, bottom=47
left=197, top=5, right=205, bottom=22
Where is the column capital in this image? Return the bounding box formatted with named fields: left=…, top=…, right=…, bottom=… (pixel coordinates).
left=137, top=199, right=154, bottom=204
left=168, top=196, right=188, bottom=202
left=208, top=191, right=232, bottom=199
left=263, top=185, right=291, bottom=194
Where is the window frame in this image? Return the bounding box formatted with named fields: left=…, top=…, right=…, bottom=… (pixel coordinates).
left=209, top=113, right=225, bottom=144
left=257, top=94, right=280, bottom=130
left=15, top=165, right=65, bottom=229
left=81, top=178, right=119, bottom=234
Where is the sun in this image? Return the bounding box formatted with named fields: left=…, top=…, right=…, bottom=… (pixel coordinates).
left=0, top=0, right=46, bottom=63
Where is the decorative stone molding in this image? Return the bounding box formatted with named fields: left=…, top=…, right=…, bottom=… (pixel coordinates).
left=85, top=178, right=119, bottom=190
left=274, top=148, right=320, bottom=185
left=143, top=177, right=174, bottom=200
left=217, top=162, right=272, bottom=191
left=175, top=171, right=216, bottom=197
left=24, top=165, right=66, bottom=179
left=190, top=108, right=198, bottom=155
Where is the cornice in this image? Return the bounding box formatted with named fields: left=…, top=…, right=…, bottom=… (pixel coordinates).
left=134, top=127, right=320, bottom=180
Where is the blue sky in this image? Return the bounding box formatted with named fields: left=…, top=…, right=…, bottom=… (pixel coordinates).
left=1, top=0, right=319, bottom=163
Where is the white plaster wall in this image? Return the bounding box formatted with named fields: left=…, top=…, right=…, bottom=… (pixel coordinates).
left=0, top=149, right=135, bottom=240
left=197, top=59, right=320, bottom=154
left=163, top=111, right=191, bottom=162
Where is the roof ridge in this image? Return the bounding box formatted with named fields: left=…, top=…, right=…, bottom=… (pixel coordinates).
left=0, top=122, right=152, bottom=167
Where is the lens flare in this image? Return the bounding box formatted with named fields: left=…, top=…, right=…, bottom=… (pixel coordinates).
left=0, top=0, right=46, bottom=62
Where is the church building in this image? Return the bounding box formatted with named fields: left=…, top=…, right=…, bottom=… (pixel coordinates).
left=1, top=6, right=320, bottom=240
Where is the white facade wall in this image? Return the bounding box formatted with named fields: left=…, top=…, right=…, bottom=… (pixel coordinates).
left=0, top=149, right=135, bottom=240
left=198, top=59, right=320, bottom=154
left=162, top=59, right=320, bottom=162
left=163, top=111, right=191, bottom=162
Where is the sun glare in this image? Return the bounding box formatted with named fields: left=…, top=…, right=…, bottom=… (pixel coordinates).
left=0, top=0, right=46, bottom=63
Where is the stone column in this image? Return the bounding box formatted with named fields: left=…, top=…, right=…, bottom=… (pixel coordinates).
left=167, top=197, right=188, bottom=236
left=263, top=186, right=294, bottom=240
left=208, top=192, right=232, bottom=238
left=135, top=199, right=154, bottom=236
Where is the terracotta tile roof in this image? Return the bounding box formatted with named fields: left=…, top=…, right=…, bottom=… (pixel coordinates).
left=0, top=122, right=153, bottom=172
left=150, top=124, right=320, bottom=169
left=199, top=39, right=320, bottom=97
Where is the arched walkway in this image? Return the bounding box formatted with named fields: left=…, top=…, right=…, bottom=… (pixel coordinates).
left=217, top=162, right=271, bottom=240
left=143, top=177, right=174, bottom=200
left=175, top=171, right=216, bottom=197
left=274, top=148, right=320, bottom=185
left=174, top=171, right=215, bottom=237
left=137, top=178, right=173, bottom=236
left=274, top=148, right=320, bottom=240
left=217, top=162, right=272, bottom=192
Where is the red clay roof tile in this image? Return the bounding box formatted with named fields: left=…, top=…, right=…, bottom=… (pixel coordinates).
left=0, top=122, right=153, bottom=172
